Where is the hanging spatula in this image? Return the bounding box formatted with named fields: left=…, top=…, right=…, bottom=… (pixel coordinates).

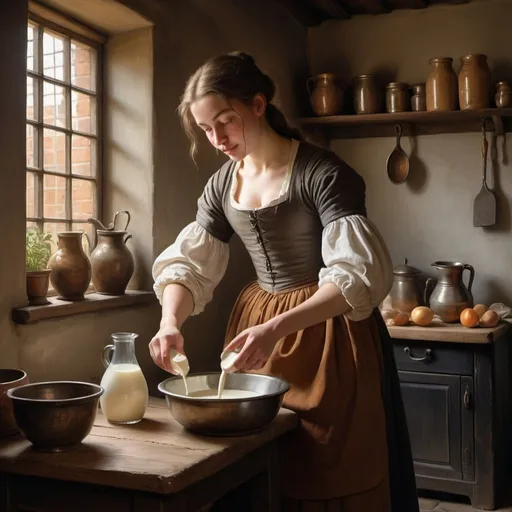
left=473, top=122, right=497, bottom=227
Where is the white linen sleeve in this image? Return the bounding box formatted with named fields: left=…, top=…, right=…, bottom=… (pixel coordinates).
left=152, top=221, right=229, bottom=316
left=318, top=214, right=393, bottom=322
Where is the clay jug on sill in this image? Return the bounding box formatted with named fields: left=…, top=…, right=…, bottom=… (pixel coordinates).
left=88, top=211, right=134, bottom=295
left=307, top=73, right=344, bottom=117
left=48, top=232, right=91, bottom=301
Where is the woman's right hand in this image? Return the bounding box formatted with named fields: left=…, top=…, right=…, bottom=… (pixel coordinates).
left=149, top=319, right=186, bottom=374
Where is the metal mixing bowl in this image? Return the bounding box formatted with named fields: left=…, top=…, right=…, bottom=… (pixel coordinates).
left=7, top=381, right=103, bottom=452
left=158, top=372, right=289, bottom=436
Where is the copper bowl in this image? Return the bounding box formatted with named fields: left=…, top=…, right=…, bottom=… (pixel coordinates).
left=7, top=381, right=103, bottom=452
left=0, top=369, right=29, bottom=438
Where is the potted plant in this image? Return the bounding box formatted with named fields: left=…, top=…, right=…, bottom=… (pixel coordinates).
left=26, top=227, right=53, bottom=306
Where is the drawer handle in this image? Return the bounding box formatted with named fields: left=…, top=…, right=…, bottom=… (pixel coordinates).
left=403, top=347, right=432, bottom=362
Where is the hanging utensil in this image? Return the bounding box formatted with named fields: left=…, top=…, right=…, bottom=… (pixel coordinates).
left=386, top=124, right=410, bottom=184
left=473, top=121, right=496, bottom=227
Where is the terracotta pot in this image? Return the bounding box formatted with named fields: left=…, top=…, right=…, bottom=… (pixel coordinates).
left=26, top=269, right=51, bottom=305
left=426, top=57, right=458, bottom=112
left=307, top=73, right=343, bottom=117
left=354, top=74, right=381, bottom=114
left=49, top=232, right=91, bottom=301
left=90, top=231, right=134, bottom=295
left=458, top=54, right=491, bottom=110
left=495, top=81, right=512, bottom=108
left=0, top=369, right=29, bottom=438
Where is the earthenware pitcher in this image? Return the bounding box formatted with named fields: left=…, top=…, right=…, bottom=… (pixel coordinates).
left=425, top=261, right=475, bottom=323
left=88, top=211, right=134, bottom=295
left=307, top=73, right=343, bottom=116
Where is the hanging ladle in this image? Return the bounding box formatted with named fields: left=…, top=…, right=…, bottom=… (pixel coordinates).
left=386, top=124, right=410, bottom=184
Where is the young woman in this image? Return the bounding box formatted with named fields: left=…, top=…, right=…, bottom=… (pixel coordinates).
left=150, top=51, right=419, bottom=511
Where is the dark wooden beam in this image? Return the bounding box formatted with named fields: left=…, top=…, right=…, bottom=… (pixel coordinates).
left=389, top=0, right=429, bottom=9
left=356, top=0, right=391, bottom=14
left=429, top=0, right=470, bottom=4
left=313, top=0, right=352, bottom=19
left=276, top=0, right=327, bottom=26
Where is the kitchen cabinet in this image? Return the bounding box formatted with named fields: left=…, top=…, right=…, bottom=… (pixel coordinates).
left=389, top=323, right=512, bottom=510
left=0, top=398, right=297, bottom=512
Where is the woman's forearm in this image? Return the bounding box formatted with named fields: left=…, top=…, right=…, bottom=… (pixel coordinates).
left=267, top=283, right=351, bottom=338
left=160, top=283, right=194, bottom=329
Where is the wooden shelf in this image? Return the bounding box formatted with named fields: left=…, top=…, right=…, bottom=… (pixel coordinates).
left=299, top=107, right=512, bottom=139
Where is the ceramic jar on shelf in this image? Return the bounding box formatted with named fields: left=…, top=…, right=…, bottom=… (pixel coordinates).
left=426, top=57, right=458, bottom=112
left=495, top=81, right=512, bottom=108
left=307, top=73, right=344, bottom=117
left=411, top=83, right=426, bottom=112
left=386, top=82, right=409, bottom=113
left=458, top=53, right=491, bottom=110
left=353, top=74, right=381, bottom=114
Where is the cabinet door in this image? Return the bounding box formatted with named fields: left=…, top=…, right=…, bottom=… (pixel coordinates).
left=399, top=371, right=463, bottom=480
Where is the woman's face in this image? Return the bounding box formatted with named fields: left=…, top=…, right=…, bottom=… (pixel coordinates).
left=190, top=93, right=265, bottom=161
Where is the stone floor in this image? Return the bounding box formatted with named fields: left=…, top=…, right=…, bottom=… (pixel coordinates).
left=419, top=497, right=512, bottom=511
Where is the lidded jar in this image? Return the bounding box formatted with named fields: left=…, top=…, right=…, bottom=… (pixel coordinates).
left=458, top=54, right=491, bottom=110
left=389, top=258, right=423, bottom=313
left=426, top=57, right=458, bottom=112
left=386, top=82, right=409, bottom=113
left=100, top=332, right=148, bottom=425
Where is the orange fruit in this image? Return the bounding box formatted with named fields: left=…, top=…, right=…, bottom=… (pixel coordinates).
left=393, top=312, right=410, bottom=326
left=473, top=304, right=488, bottom=318
left=460, top=308, right=479, bottom=328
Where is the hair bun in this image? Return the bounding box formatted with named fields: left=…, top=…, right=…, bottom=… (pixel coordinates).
left=228, top=51, right=256, bottom=66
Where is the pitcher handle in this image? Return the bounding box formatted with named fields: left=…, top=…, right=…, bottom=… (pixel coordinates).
left=463, top=264, right=475, bottom=295
left=113, top=210, right=131, bottom=231
left=82, top=233, right=92, bottom=255
left=424, top=277, right=434, bottom=305
left=102, top=344, right=114, bottom=369
left=124, top=234, right=132, bottom=244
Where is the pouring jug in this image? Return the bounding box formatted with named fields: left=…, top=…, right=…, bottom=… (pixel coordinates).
left=425, top=261, right=475, bottom=323
left=100, top=332, right=148, bottom=425
left=87, top=210, right=134, bottom=295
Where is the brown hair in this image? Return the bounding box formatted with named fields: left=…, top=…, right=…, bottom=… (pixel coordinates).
left=178, top=51, right=302, bottom=161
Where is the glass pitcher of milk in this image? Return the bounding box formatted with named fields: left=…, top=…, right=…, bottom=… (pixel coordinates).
left=99, top=332, right=149, bottom=425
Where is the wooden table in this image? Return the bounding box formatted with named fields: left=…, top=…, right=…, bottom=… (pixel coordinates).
left=388, top=322, right=512, bottom=510
left=0, top=397, right=298, bottom=512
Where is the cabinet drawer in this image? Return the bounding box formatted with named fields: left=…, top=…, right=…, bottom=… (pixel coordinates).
left=393, top=341, right=473, bottom=375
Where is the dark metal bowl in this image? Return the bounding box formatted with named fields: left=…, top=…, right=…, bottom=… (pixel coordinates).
left=7, top=381, right=103, bottom=452
left=158, top=372, right=289, bottom=436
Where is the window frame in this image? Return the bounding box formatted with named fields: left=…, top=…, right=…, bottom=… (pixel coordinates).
left=26, top=11, right=103, bottom=237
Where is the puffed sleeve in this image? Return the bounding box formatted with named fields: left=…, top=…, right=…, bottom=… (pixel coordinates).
left=152, top=222, right=229, bottom=316
left=318, top=215, right=393, bottom=321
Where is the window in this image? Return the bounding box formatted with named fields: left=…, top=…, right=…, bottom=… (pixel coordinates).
left=26, top=18, right=101, bottom=249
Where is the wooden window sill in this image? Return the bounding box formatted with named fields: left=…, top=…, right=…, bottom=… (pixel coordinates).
left=12, top=290, right=157, bottom=325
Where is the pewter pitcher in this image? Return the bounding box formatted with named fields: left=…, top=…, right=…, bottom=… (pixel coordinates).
left=425, top=261, right=475, bottom=323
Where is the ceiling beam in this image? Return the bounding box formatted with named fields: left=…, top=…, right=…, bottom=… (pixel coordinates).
left=313, top=0, right=352, bottom=19
left=276, top=0, right=326, bottom=26
left=356, top=0, right=391, bottom=14
left=390, top=0, right=429, bottom=8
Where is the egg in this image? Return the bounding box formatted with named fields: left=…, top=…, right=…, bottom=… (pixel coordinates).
left=473, top=304, right=488, bottom=318
left=460, top=308, right=479, bottom=328
left=410, top=306, right=434, bottom=327
left=479, top=310, right=500, bottom=328
left=393, top=312, right=410, bottom=326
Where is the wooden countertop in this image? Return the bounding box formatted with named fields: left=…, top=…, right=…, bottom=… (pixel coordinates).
left=0, top=397, right=298, bottom=495
left=388, top=321, right=510, bottom=343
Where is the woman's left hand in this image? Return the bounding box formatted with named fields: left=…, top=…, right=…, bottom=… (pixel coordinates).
left=224, top=322, right=280, bottom=372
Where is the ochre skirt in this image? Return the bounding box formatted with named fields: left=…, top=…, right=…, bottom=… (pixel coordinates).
left=224, top=281, right=397, bottom=511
